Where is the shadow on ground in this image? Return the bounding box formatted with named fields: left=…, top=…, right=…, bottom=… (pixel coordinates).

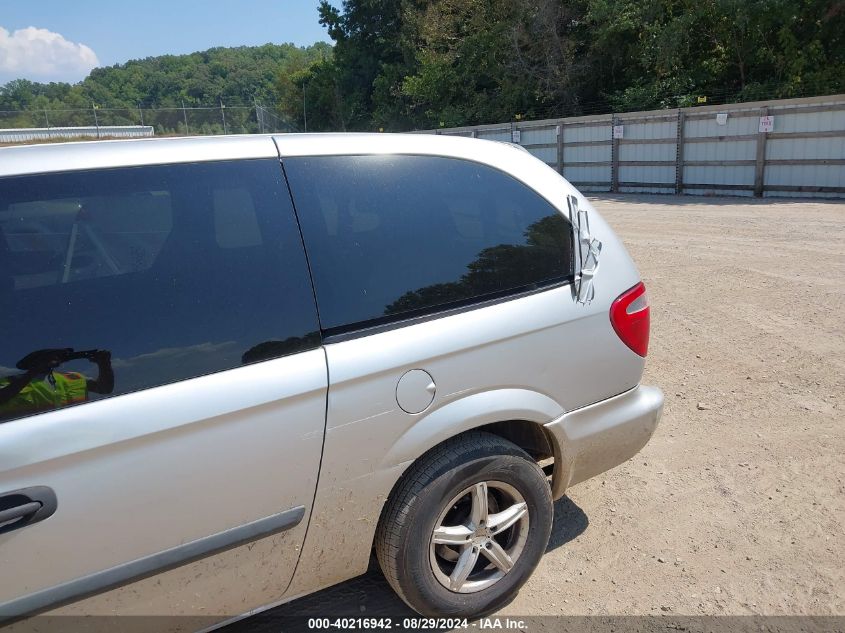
left=223, top=496, right=587, bottom=631
left=546, top=494, right=589, bottom=552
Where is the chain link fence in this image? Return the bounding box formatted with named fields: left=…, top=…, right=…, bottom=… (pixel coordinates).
left=0, top=102, right=295, bottom=137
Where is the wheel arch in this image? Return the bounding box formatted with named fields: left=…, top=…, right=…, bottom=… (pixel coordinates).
left=373, top=388, right=568, bottom=553
left=378, top=388, right=563, bottom=471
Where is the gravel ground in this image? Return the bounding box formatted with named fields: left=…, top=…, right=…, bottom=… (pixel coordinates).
left=229, top=194, right=845, bottom=628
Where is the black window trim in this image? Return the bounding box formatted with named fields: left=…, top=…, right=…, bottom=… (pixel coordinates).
left=320, top=277, right=574, bottom=344
left=278, top=160, right=326, bottom=336
left=280, top=152, right=575, bottom=342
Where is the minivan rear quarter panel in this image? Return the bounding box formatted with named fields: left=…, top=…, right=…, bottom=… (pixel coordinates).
left=276, top=136, right=647, bottom=599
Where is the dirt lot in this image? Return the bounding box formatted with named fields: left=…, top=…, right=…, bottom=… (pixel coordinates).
left=231, top=194, right=844, bottom=627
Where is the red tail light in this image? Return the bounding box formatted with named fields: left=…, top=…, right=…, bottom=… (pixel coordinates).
left=610, top=282, right=650, bottom=357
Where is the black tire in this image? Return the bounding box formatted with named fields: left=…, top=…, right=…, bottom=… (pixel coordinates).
left=375, top=431, right=553, bottom=618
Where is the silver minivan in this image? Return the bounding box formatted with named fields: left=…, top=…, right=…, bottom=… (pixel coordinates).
left=0, top=134, right=663, bottom=625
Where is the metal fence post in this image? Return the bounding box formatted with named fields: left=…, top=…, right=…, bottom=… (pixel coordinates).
left=182, top=100, right=190, bottom=136
left=754, top=106, right=769, bottom=197
left=92, top=103, right=100, bottom=139
left=556, top=122, right=564, bottom=175
left=138, top=103, right=144, bottom=127
left=44, top=109, right=50, bottom=128
left=611, top=115, right=619, bottom=193
left=675, top=109, right=686, bottom=194
left=220, top=98, right=227, bottom=135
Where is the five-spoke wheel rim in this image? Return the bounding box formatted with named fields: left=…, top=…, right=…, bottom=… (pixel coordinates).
left=429, top=480, right=530, bottom=594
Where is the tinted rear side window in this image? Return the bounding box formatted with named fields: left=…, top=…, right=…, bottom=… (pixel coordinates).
left=284, top=155, right=573, bottom=333
left=0, top=159, right=319, bottom=423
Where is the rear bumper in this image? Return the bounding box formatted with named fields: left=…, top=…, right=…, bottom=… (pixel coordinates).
left=544, top=384, right=663, bottom=499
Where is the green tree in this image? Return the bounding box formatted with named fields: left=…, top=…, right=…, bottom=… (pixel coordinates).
left=0, top=42, right=332, bottom=132
left=585, top=0, right=845, bottom=111
left=313, top=0, right=420, bottom=129
left=3, top=1, right=843, bottom=132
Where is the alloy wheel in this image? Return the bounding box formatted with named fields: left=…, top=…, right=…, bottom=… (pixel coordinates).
left=429, top=480, right=530, bottom=593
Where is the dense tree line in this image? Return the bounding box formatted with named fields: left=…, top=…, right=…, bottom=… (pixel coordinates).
left=1, top=1, right=842, bottom=134
left=283, top=0, right=845, bottom=131
left=0, top=43, right=331, bottom=131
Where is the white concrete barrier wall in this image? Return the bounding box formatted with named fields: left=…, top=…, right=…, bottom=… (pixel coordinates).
left=0, top=126, right=154, bottom=143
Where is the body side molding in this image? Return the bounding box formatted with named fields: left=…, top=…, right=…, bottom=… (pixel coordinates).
left=0, top=505, right=306, bottom=624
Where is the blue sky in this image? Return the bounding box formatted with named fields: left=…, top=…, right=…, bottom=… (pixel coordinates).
left=0, top=0, right=335, bottom=84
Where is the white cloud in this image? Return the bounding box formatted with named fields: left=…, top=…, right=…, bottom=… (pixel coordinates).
left=0, top=26, right=99, bottom=83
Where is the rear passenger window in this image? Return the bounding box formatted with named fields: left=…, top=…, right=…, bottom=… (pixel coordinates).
left=0, top=159, right=320, bottom=424
left=213, top=187, right=263, bottom=249
left=4, top=193, right=172, bottom=288
left=284, top=155, right=573, bottom=333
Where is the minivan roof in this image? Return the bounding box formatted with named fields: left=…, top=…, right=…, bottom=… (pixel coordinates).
left=0, top=133, right=531, bottom=179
